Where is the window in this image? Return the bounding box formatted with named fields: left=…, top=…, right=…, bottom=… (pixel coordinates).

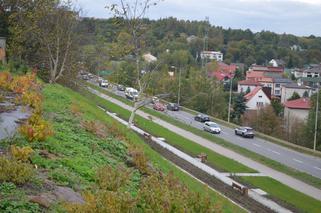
left=275, top=90, right=280, bottom=95
left=275, top=83, right=280, bottom=88
left=256, top=102, right=264, bottom=107
left=258, top=95, right=262, bottom=98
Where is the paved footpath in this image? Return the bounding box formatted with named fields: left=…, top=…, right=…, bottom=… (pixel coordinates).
left=89, top=88, right=321, bottom=202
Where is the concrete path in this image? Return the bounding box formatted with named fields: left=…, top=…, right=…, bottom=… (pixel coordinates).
left=89, top=87, right=321, bottom=202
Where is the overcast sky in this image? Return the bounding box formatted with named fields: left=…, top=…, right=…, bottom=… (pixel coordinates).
left=75, top=0, right=321, bottom=36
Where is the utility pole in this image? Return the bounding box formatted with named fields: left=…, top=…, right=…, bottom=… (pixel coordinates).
left=201, top=17, right=209, bottom=75
left=178, top=67, right=182, bottom=106
left=314, top=86, right=319, bottom=151
left=228, top=76, right=233, bottom=123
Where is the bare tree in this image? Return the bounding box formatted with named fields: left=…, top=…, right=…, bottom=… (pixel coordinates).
left=107, top=0, right=163, bottom=127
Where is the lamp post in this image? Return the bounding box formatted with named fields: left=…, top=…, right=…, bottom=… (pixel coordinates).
left=227, top=74, right=234, bottom=123
left=171, top=65, right=181, bottom=106
left=314, top=85, right=319, bottom=151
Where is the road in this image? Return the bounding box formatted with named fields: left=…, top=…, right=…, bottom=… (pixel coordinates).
left=87, top=78, right=321, bottom=180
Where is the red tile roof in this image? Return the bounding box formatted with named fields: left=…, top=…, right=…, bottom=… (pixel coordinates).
left=250, top=65, right=284, bottom=72
left=244, top=86, right=262, bottom=101
left=284, top=98, right=311, bottom=109
left=211, top=71, right=232, bottom=81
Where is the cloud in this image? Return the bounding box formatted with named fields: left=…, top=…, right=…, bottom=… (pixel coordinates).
left=74, top=0, right=321, bottom=36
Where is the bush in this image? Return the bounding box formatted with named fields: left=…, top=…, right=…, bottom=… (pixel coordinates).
left=0, top=157, right=34, bottom=184
left=19, top=113, right=53, bottom=142
left=96, top=165, right=130, bottom=191
left=81, top=120, right=108, bottom=139
left=128, top=147, right=150, bottom=175
left=10, top=145, right=34, bottom=162
left=0, top=71, right=13, bottom=90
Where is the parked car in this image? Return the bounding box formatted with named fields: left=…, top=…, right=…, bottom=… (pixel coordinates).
left=234, top=127, right=255, bottom=138
left=203, top=122, right=221, bottom=134
left=153, top=102, right=165, bottom=111
left=152, top=96, right=159, bottom=104
left=117, top=84, right=125, bottom=91
left=167, top=103, right=179, bottom=111
left=194, top=114, right=210, bottom=122
left=99, top=80, right=109, bottom=87
left=125, top=87, right=139, bottom=100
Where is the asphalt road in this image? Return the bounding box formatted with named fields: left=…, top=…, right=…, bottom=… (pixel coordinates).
left=87, top=78, right=321, bottom=179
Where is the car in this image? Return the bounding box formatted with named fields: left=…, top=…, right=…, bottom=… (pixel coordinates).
left=152, top=96, right=159, bottom=104
left=235, top=127, right=255, bottom=138
left=203, top=122, right=221, bottom=134
left=153, top=102, right=165, bottom=111
left=117, top=84, right=125, bottom=91
left=125, top=87, right=139, bottom=100
left=194, top=114, right=210, bottom=122
left=99, top=80, right=109, bottom=87
left=167, top=103, right=179, bottom=111
left=82, top=75, right=89, bottom=80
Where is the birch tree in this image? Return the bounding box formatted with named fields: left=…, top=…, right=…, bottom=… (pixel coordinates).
left=107, top=0, right=163, bottom=127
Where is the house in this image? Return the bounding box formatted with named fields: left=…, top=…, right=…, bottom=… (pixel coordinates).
left=269, top=59, right=286, bottom=67
left=290, top=45, right=303, bottom=52
left=200, top=51, right=223, bottom=61
left=208, top=62, right=237, bottom=81
left=143, top=53, right=157, bottom=63
left=284, top=98, right=311, bottom=129
left=0, top=37, right=6, bottom=64
left=297, top=77, right=321, bottom=88
left=294, top=64, right=321, bottom=79
left=281, top=83, right=312, bottom=103
left=249, top=64, right=284, bottom=73
left=238, top=80, right=261, bottom=93
left=244, top=86, right=271, bottom=110
left=272, top=77, right=293, bottom=97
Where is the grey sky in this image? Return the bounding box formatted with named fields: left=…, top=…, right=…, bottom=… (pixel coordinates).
left=75, top=0, right=321, bottom=36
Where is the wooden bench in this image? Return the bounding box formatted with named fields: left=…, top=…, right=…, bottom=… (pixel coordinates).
left=232, top=182, right=248, bottom=196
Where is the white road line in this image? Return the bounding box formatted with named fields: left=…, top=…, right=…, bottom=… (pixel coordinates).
left=314, top=167, right=321, bottom=171
left=293, top=158, right=303, bottom=164
left=272, top=150, right=281, bottom=155
left=253, top=143, right=261, bottom=147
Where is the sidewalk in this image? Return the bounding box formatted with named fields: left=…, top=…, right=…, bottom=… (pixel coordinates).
left=89, top=87, right=321, bottom=202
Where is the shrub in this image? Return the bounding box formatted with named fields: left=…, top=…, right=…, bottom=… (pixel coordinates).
left=0, top=71, right=13, bottom=90
left=0, top=157, right=34, bottom=184
left=96, top=165, right=130, bottom=191
left=81, top=120, right=108, bottom=139
left=70, top=102, right=82, bottom=117
left=128, top=147, right=150, bottom=175
left=19, top=114, right=53, bottom=142
left=10, top=145, right=34, bottom=162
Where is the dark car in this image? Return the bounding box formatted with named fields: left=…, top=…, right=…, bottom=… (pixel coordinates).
left=167, top=103, right=179, bottom=111
left=235, top=127, right=255, bottom=138
left=194, top=114, right=210, bottom=122
left=117, top=84, right=125, bottom=91
left=153, top=102, right=165, bottom=111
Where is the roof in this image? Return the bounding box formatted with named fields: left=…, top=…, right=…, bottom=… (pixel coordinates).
left=273, top=78, right=293, bottom=84
left=238, top=80, right=261, bottom=86
left=282, top=83, right=311, bottom=89
left=299, top=77, right=321, bottom=83
left=143, top=53, right=157, bottom=63
left=250, top=65, right=284, bottom=72
left=244, top=86, right=262, bottom=101
left=212, top=72, right=231, bottom=81
left=210, top=62, right=237, bottom=74
left=284, top=98, right=311, bottom=109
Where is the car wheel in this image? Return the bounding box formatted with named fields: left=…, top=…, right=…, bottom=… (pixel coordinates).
left=242, top=132, right=245, bottom=137
left=235, top=130, right=238, bottom=135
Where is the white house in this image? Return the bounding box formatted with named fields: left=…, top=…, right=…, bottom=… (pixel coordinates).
left=244, top=86, right=271, bottom=110
left=284, top=98, right=311, bottom=129
left=200, top=51, right=223, bottom=61
left=281, top=83, right=312, bottom=103
left=269, top=59, right=285, bottom=67
left=293, top=64, right=321, bottom=78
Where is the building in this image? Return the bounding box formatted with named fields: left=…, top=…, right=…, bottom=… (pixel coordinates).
left=281, top=83, right=312, bottom=103
left=143, top=53, right=157, bottom=63
left=272, top=77, right=293, bottom=97
left=269, top=59, right=286, bottom=67
left=0, top=37, right=6, bottom=64
left=294, top=64, right=321, bottom=79
left=244, top=86, right=271, bottom=110
left=284, top=98, right=311, bottom=129
left=200, top=51, right=223, bottom=61
left=238, top=80, right=261, bottom=93
left=249, top=64, right=284, bottom=73
left=208, top=62, right=237, bottom=81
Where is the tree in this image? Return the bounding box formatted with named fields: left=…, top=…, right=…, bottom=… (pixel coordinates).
left=245, top=86, right=251, bottom=94
left=8, top=0, right=79, bottom=83
left=305, top=91, right=321, bottom=150
left=231, top=93, right=247, bottom=124
left=271, top=97, right=284, bottom=116
left=107, top=0, right=163, bottom=127
left=288, top=91, right=301, bottom=101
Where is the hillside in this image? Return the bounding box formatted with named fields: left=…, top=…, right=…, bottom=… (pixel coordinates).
left=0, top=72, right=242, bottom=212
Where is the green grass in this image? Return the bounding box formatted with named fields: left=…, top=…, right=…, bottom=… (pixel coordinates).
left=240, top=176, right=321, bottom=213
left=44, top=84, right=244, bottom=212
left=79, top=85, right=256, bottom=173
left=85, top=83, right=321, bottom=189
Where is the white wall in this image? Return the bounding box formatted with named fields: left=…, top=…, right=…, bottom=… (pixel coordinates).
left=281, top=87, right=311, bottom=103
left=246, top=89, right=271, bottom=110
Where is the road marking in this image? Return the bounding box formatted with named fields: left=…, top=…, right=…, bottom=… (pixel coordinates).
left=293, top=158, right=303, bottom=164
left=314, top=166, right=321, bottom=171
left=272, top=150, right=281, bottom=155
left=253, top=143, right=261, bottom=147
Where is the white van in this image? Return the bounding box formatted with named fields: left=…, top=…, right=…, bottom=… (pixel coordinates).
left=125, top=87, right=139, bottom=100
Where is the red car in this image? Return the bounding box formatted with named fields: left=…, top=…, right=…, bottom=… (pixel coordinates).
left=153, top=102, right=165, bottom=111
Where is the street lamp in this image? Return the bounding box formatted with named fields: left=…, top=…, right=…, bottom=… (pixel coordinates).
left=171, top=66, right=182, bottom=106
left=314, top=84, right=319, bottom=151
left=227, top=73, right=234, bottom=123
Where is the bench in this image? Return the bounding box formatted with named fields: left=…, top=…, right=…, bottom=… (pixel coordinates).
left=232, top=182, right=248, bottom=196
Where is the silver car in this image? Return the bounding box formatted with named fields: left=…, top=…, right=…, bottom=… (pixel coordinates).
left=235, top=127, right=255, bottom=138
left=203, top=122, right=221, bottom=134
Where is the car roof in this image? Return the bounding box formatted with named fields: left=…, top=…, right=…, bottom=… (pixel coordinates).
left=205, top=121, right=218, bottom=125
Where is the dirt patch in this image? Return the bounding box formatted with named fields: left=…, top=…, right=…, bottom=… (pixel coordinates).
left=143, top=136, right=276, bottom=213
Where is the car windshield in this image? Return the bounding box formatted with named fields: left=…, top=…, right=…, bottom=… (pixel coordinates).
left=132, top=91, right=138, bottom=96
left=208, top=123, right=219, bottom=127
left=245, top=128, right=253, bottom=131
